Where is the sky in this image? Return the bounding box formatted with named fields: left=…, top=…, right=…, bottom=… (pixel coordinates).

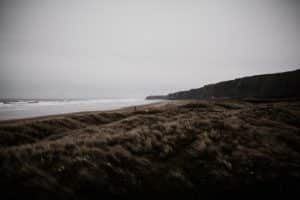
left=0, top=0, right=300, bottom=99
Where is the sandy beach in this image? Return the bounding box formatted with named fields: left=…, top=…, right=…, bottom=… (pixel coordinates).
left=0, top=99, right=300, bottom=198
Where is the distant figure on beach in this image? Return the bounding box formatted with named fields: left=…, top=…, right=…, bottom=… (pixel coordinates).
left=134, top=106, right=137, bottom=112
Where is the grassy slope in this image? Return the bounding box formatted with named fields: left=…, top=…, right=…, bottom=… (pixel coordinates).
left=0, top=100, right=300, bottom=199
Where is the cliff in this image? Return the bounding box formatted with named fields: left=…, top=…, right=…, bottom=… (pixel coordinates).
left=147, top=69, right=300, bottom=100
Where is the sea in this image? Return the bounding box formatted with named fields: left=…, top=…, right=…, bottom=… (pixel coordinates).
left=0, top=98, right=160, bottom=121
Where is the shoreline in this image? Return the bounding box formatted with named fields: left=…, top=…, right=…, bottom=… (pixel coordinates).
left=0, top=99, right=166, bottom=123
left=2, top=97, right=298, bottom=123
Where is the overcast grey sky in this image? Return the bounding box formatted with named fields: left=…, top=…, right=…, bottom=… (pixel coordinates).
left=0, top=0, right=300, bottom=99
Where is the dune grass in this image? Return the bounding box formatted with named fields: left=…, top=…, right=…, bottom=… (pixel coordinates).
left=0, top=100, right=300, bottom=199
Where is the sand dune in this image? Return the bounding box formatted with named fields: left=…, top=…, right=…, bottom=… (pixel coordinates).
left=0, top=100, right=300, bottom=199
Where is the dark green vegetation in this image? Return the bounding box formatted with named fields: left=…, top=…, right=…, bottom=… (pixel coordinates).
left=0, top=100, right=300, bottom=199
left=147, top=69, right=300, bottom=100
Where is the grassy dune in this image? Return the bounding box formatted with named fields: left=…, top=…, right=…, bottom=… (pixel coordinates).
left=0, top=100, right=300, bottom=199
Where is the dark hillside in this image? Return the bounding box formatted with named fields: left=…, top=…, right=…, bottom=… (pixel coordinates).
left=147, top=69, right=300, bottom=100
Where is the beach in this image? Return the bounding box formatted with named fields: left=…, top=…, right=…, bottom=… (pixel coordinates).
left=0, top=99, right=300, bottom=198
left=0, top=98, right=160, bottom=121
